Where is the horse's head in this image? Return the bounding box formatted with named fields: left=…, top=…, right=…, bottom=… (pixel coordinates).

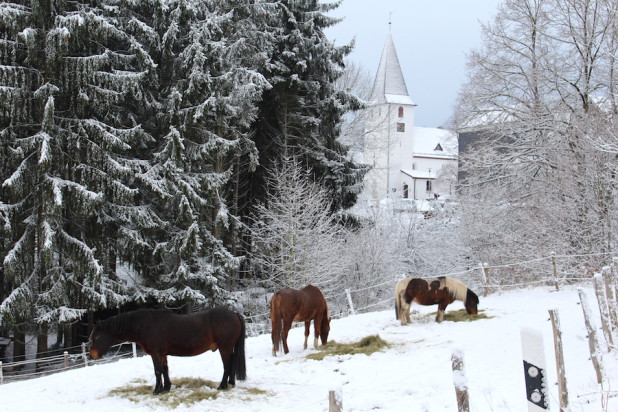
left=88, top=325, right=115, bottom=360
left=465, top=289, right=480, bottom=315
left=320, top=316, right=331, bottom=344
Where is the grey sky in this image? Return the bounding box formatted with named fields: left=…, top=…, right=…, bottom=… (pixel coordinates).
left=325, top=0, right=503, bottom=128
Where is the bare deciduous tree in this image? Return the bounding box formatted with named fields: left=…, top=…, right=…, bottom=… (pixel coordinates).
left=250, top=158, right=350, bottom=291
left=454, top=0, right=618, bottom=275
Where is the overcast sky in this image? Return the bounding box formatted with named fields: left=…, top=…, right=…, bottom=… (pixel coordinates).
left=325, top=0, right=503, bottom=128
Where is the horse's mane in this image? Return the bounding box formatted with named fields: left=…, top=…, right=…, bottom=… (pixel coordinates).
left=441, top=277, right=469, bottom=301
left=97, top=309, right=166, bottom=336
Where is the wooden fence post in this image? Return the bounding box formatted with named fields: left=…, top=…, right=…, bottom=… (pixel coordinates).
left=0, top=361, right=3, bottom=384
left=345, top=289, right=356, bottom=316
left=602, top=267, right=618, bottom=335
left=521, top=327, right=549, bottom=411
left=551, top=252, right=559, bottom=291
left=451, top=349, right=470, bottom=412
left=479, top=263, right=489, bottom=297
left=329, top=388, right=342, bottom=412
left=548, top=309, right=569, bottom=411
left=132, top=342, right=137, bottom=358
left=82, top=342, right=88, bottom=366
left=593, top=273, right=614, bottom=349
left=63, top=351, right=69, bottom=370
left=578, top=288, right=604, bottom=384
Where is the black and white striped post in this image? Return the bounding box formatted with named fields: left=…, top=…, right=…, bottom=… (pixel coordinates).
left=521, top=327, right=549, bottom=411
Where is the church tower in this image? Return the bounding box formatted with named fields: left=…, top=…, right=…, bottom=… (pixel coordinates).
left=360, top=32, right=458, bottom=204
left=362, top=33, right=417, bottom=201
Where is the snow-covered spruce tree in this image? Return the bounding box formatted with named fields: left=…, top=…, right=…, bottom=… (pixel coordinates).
left=129, top=0, right=270, bottom=307
left=0, top=1, right=153, bottom=349
left=250, top=157, right=350, bottom=293
left=244, top=0, right=367, bottom=220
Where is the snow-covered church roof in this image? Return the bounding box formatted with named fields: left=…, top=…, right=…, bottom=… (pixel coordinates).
left=369, top=33, right=415, bottom=106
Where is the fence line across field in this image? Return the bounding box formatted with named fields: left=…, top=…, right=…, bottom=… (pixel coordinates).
left=0, top=341, right=137, bottom=384
left=0, top=251, right=614, bottom=385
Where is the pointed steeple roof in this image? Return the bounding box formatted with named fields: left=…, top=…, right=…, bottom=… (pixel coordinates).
left=370, top=33, right=415, bottom=106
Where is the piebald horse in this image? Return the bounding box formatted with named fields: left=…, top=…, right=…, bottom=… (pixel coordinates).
left=402, top=277, right=479, bottom=323
left=270, top=285, right=330, bottom=356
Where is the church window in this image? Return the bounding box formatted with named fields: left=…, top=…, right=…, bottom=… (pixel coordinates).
left=426, top=180, right=432, bottom=192
left=403, top=184, right=409, bottom=198
left=398, top=106, right=404, bottom=117
left=397, top=123, right=405, bottom=132
left=434, top=143, right=443, bottom=151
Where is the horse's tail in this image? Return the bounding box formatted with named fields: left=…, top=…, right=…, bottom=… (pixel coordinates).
left=231, top=312, right=247, bottom=381
left=270, top=293, right=283, bottom=354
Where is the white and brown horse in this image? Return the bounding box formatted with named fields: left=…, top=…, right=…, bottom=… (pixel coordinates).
left=401, top=277, right=479, bottom=323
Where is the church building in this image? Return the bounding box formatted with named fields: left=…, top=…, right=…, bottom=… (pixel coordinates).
left=360, top=33, right=458, bottom=203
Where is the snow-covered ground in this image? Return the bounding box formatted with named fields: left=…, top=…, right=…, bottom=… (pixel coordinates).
left=0, top=286, right=615, bottom=411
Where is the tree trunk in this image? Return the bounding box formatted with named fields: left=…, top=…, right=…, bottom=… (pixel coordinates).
left=36, top=322, right=48, bottom=359
left=12, top=326, right=25, bottom=369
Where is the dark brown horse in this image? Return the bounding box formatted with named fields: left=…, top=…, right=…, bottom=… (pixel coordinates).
left=89, top=307, right=246, bottom=394
left=270, top=285, right=330, bottom=356
left=403, top=277, right=479, bottom=323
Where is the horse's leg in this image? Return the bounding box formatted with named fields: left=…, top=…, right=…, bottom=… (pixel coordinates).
left=150, top=355, right=170, bottom=395
left=161, top=355, right=171, bottom=392
left=217, top=347, right=233, bottom=390
left=312, top=316, right=322, bottom=348
left=405, top=300, right=412, bottom=324
left=400, top=291, right=411, bottom=325
left=398, top=291, right=405, bottom=325
left=436, top=303, right=448, bottom=323
left=404, top=301, right=412, bottom=325
left=282, top=318, right=293, bottom=354
left=304, top=320, right=311, bottom=350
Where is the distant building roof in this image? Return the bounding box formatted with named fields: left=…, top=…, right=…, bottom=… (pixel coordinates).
left=370, top=34, right=415, bottom=106
left=413, top=127, right=458, bottom=157
left=401, top=169, right=433, bottom=179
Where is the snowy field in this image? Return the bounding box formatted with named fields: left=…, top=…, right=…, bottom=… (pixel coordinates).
left=0, top=285, right=616, bottom=411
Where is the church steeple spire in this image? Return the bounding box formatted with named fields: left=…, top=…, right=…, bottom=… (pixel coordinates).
left=369, top=33, right=415, bottom=106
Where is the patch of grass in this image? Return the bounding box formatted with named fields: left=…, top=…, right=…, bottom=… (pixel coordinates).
left=243, top=387, right=270, bottom=396
left=107, top=377, right=272, bottom=407
left=306, top=335, right=389, bottom=360
left=428, top=309, right=492, bottom=322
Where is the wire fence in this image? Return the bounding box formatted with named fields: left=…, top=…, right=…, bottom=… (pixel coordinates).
left=0, top=251, right=613, bottom=385
left=0, top=341, right=138, bottom=384
left=239, top=251, right=612, bottom=339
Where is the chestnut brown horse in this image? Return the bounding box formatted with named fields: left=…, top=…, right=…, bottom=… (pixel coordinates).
left=89, top=307, right=246, bottom=394
left=403, top=277, right=479, bottom=323
left=270, top=285, right=330, bottom=356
